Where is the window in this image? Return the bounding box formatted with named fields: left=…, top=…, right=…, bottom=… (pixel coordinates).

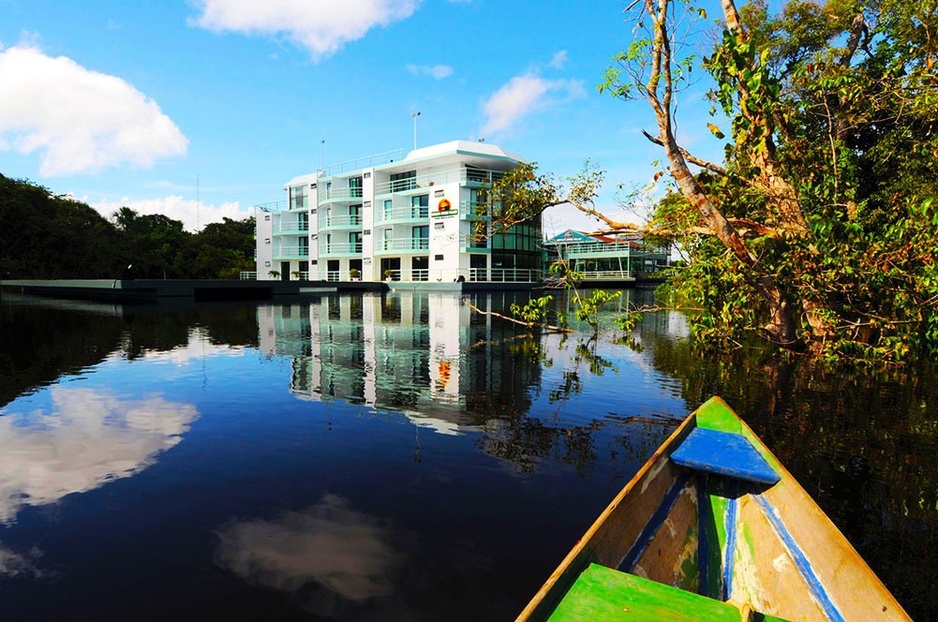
left=289, top=185, right=307, bottom=209
left=349, top=176, right=363, bottom=198
left=390, top=170, right=416, bottom=192
left=413, top=225, right=429, bottom=250
left=435, top=254, right=444, bottom=261
left=434, top=222, right=445, bottom=230
left=412, top=194, right=429, bottom=218
left=264, top=214, right=271, bottom=221
left=363, top=172, right=371, bottom=179
left=350, top=204, right=362, bottom=225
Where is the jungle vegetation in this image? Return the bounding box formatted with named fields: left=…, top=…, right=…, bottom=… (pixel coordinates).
left=0, top=174, right=255, bottom=280
left=486, top=0, right=938, bottom=363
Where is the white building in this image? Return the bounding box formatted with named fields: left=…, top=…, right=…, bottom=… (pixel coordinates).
left=255, top=140, right=542, bottom=283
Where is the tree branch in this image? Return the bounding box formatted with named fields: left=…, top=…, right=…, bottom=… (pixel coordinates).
left=462, top=299, right=573, bottom=333
left=641, top=130, right=729, bottom=175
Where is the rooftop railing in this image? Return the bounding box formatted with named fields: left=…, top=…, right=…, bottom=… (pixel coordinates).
left=321, top=149, right=405, bottom=177
left=374, top=166, right=505, bottom=196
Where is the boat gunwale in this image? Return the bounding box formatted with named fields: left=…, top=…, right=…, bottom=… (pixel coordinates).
left=514, top=408, right=698, bottom=621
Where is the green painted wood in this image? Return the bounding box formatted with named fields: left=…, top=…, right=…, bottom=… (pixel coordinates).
left=694, top=397, right=743, bottom=434
left=705, top=487, right=729, bottom=600
left=548, top=564, right=745, bottom=622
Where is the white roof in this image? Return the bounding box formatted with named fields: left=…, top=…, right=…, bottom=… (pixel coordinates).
left=402, top=140, right=524, bottom=163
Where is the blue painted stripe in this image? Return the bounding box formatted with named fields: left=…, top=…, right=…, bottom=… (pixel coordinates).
left=722, top=483, right=738, bottom=602
left=696, top=474, right=709, bottom=596
left=619, top=470, right=691, bottom=572
left=754, top=494, right=845, bottom=622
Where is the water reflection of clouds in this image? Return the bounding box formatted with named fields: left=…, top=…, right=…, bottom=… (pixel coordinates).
left=0, top=386, right=198, bottom=524
left=135, top=327, right=247, bottom=366
left=215, top=494, right=407, bottom=615
left=0, top=545, right=44, bottom=579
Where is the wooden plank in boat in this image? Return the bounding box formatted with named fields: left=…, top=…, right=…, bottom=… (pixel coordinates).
left=548, top=563, right=789, bottom=622
left=671, top=428, right=780, bottom=486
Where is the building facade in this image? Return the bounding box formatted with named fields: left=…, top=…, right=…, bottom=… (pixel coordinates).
left=255, top=140, right=542, bottom=283
left=543, top=229, right=670, bottom=280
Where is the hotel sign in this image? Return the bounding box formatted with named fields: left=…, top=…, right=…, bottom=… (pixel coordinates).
left=432, top=197, right=457, bottom=218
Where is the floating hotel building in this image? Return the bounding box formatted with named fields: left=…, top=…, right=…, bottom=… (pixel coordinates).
left=255, top=140, right=543, bottom=284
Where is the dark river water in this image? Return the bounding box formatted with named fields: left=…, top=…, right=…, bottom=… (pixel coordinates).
left=0, top=289, right=934, bottom=621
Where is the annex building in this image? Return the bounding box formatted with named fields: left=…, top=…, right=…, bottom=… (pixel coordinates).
left=255, top=140, right=542, bottom=283
left=543, top=229, right=670, bottom=280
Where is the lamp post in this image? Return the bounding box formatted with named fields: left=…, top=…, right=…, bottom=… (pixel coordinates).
left=412, top=111, right=421, bottom=150
left=112, top=264, right=132, bottom=289
left=320, top=139, right=325, bottom=172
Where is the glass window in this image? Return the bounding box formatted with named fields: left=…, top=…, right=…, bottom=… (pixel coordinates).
left=390, top=170, right=416, bottom=192
left=412, top=195, right=429, bottom=218
left=289, top=185, right=307, bottom=209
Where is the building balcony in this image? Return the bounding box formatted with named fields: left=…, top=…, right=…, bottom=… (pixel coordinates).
left=322, top=242, right=363, bottom=256
left=273, top=223, right=309, bottom=235
left=274, top=245, right=310, bottom=259
left=319, top=214, right=363, bottom=230
left=374, top=166, right=506, bottom=196
left=319, top=187, right=364, bottom=203
left=375, top=238, right=429, bottom=255
left=469, top=268, right=542, bottom=283
left=375, top=207, right=429, bottom=225
left=459, top=200, right=489, bottom=220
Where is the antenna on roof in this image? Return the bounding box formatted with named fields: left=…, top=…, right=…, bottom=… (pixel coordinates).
left=411, top=111, right=421, bottom=150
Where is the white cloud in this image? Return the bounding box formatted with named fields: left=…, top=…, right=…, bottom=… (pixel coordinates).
left=0, top=46, right=188, bottom=176
left=0, top=387, right=198, bottom=524
left=406, top=63, right=453, bottom=79
left=548, top=50, right=569, bottom=69
left=480, top=73, right=585, bottom=136
left=89, top=195, right=249, bottom=232
left=192, top=0, right=421, bottom=61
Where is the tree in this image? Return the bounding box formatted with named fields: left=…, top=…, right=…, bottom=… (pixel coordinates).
left=0, top=175, right=125, bottom=278
left=486, top=0, right=938, bottom=362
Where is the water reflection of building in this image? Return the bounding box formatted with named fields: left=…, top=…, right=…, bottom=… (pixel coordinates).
left=257, top=292, right=541, bottom=433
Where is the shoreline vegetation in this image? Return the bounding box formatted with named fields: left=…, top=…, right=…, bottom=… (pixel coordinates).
left=0, top=174, right=254, bottom=281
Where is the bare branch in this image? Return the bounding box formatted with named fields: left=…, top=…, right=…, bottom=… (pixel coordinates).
left=641, top=129, right=729, bottom=176
left=462, top=299, right=573, bottom=334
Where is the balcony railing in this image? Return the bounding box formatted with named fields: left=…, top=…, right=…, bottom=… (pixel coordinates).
left=239, top=271, right=257, bottom=280
left=411, top=269, right=429, bottom=282
left=459, top=200, right=488, bottom=219
left=274, top=222, right=309, bottom=234
left=375, top=206, right=429, bottom=224
left=255, top=200, right=288, bottom=213
left=374, top=166, right=506, bottom=195
left=377, top=238, right=429, bottom=252
left=319, top=214, right=363, bottom=228
left=320, top=187, right=363, bottom=202
left=274, top=245, right=309, bottom=259
left=323, top=242, right=363, bottom=255
left=574, top=270, right=636, bottom=280
left=470, top=268, right=541, bottom=283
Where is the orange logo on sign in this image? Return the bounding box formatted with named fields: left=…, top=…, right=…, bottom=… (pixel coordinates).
left=438, top=198, right=452, bottom=211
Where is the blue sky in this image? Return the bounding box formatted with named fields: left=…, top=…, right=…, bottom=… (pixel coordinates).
left=0, top=0, right=723, bottom=236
